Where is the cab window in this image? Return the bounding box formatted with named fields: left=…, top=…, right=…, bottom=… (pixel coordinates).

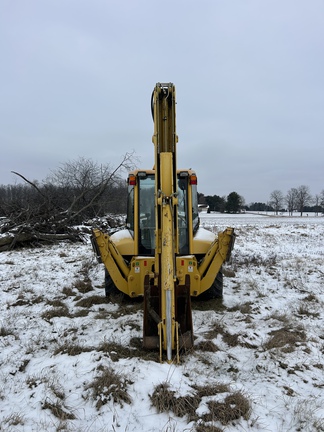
left=138, top=175, right=155, bottom=254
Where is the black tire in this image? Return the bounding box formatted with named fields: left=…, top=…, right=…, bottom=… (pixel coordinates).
left=104, top=269, right=120, bottom=297
left=201, top=271, right=223, bottom=300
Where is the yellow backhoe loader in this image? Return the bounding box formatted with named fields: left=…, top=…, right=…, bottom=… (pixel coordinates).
left=91, top=83, right=235, bottom=362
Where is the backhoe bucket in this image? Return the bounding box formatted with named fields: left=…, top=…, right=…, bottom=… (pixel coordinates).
left=175, top=275, right=193, bottom=350
left=143, top=274, right=193, bottom=361
left=143, top=275, right=160, bottom=350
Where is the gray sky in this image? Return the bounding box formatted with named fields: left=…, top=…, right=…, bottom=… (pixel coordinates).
left=1, top=0, right=323, bottom=204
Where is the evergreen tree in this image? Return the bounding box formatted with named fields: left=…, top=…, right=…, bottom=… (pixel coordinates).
left=226, top=192, right=242, bottom=213
left=205, top=195, right=226, bottom=212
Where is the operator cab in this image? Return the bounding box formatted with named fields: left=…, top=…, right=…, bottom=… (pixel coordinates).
left=126, top=170, right=199, bottom=256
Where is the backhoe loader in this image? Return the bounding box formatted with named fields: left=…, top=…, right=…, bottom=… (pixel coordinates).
left=91, top=83, right=235, bottom=362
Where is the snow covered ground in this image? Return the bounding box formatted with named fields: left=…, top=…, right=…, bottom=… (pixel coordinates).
left=0, top=213, right=323, bottom=432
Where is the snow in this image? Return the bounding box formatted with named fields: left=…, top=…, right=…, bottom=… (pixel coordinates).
left=1, top=213, right=324, bottom=431
left=193, top=226, right=216, bottom=242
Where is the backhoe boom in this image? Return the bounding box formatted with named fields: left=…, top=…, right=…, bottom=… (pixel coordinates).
left=91, top=82, right=235, bottom=363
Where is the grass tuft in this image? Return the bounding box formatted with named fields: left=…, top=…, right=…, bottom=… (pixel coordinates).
left=193, top=383, right=230, bottom=398
left=195, top=340, right=219, bottom=352
left=62, top=286, right=76, bottom=297
left=203, top=391, right=251, bottom=425
left=0, top=326, right=17, bottom=338
left=150, top=381, right=250, bottom=426
left=2, top=413, right=25, bottom=426
left=85, top=366, right=132, bottom=409
left=75, top=295, right=108, bottom=307
left=54, top=342, right=94, bottom=356
left=222, top=331, right=240, bottom=347
left=73, top=277, right=93, bottom=294
left=42, top=399, right=76, bottom=420
left=205, top=322, right=225, bottom=339
left=150, top=383, right=199, bottom=420
left=196, top=424, right=224, bottom=432
left=264, top=325, right=306, bottom=351
left=41, top=305, right=72, bottom=320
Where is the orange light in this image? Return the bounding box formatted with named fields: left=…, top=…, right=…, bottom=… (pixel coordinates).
left=129, top=174, right=136, bottom=186
left=189, top=174, right=197, bottom=185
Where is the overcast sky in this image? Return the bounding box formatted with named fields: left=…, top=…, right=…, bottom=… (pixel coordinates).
left=1, top=0, right=323, bottom=204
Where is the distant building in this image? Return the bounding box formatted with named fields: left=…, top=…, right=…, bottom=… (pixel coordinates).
left=198, top=204, right=209, bottom=213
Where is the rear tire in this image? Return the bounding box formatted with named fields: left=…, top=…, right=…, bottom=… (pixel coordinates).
left=201, top=271, right=223, bottom=300
left=104, top=269, right=120, bottom=297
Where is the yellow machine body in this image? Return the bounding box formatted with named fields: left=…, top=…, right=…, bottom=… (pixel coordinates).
left=91, top=83, right=235, bottom=362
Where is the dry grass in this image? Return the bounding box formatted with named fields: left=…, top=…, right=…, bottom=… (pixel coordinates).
left=80, top=258, right=95, bottom=275
left=228, top=302, right=249, bottom=313
left=195, top=340, right=219, bottom=352
left=41, top=305, right=72, bottom=320
left=72, top=309, right=90, bottom=317
left=32, top=294, right=46, bottom=304
left=205, top=322, right=225, bottom=339
left=49, top=383, right=65, bottom=401
left=238, top=302, right=253, bottom=314
left=196, top=424, right=224, bottom=432
left=18, top=359, right=30, bottom=373
left=42, top=399, right=76, bottom=420
left=192, top=383, right=230, bottom=398
left=233, top=251, right=277, bottom=268
left=192, top=298, right=226, bottom=312
left=291, top=397, right=324, bottom=431
left=296, top=304, right=320, bottom=318
left=203, top=392, right=251, bottom=425
left=75, top=295, right=108, bottom=307
left=129, top=337, right=160, bottom=361
left=96, top=338, right=158, bottom=362
left=1, top=413, right=25, bottom=427
left=47, top=299, right=66, bottom=308
left=3, top=260, right=15, bottom=265
left=205, top=322, right=241, bottom=347
left=268, top=311, right=291, bottom=324
left=264, top=325, right=306, bottom=351
left=150, top=383, right=199, bottom=421
left=62, top=286, right=76, bottom=297
left=54, top=341, right=94, bottom=356
left=0, top=326, right=17, bottom=338
left=97, top=340, right=135, bottom=361
left=73, top=277, right=93, bottom=294
left=85, top=366, right=132, bottom=409
left=108, top=296, right=143, bottom=318
left=10, top=298, right=31, bottom=307
left=222, top=331, right=240, bottom=347
left=303, top=294, right=319, bottom=303
left=150, top=381, right=250, bottom=427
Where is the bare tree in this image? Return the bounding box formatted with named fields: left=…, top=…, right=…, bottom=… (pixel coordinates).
left=313, top=194, right=320, bottom=216
left=320, top=189, right=324, bottom=211
left=0, top=153, right=136, bottom=250
left=269, top=190, right=284, bottom=215
left=285, top=188, right=298, bottom=216
left=47, top=154, right=135, bottom=223
left=295, top=185, right=312, bottom=217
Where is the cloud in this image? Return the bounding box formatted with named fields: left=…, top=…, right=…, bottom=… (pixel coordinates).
left=0, top=0, right=323, bottom=203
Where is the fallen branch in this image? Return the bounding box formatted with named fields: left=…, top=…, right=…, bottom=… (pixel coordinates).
left=0, top=229, right=85, bottom=252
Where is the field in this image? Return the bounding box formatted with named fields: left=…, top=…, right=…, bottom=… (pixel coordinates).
left=0, top=213, right=323, bottom=432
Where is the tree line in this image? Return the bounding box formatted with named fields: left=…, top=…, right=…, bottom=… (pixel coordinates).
left=1, top=155, right=323, bottom=250
left=198, top=192, right=245, bottom=214
left=200, top=185, right=324, bottom=216
left=267, top=186, right=323, bottom=216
